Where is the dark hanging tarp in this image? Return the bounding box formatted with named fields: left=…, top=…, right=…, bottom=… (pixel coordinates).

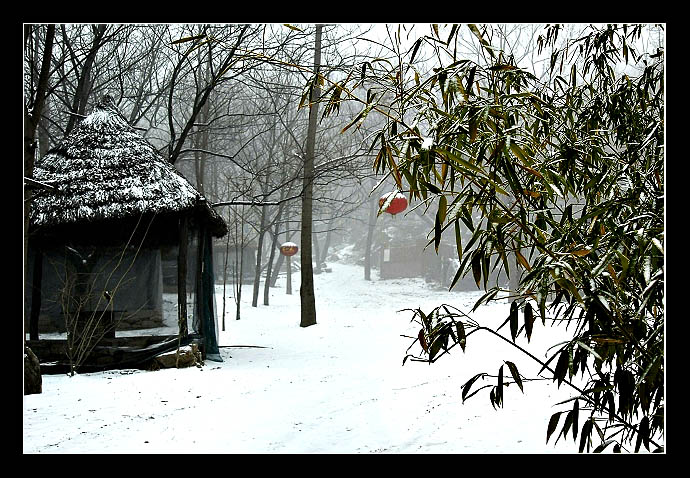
left=196, top=229, right=222, bottom=362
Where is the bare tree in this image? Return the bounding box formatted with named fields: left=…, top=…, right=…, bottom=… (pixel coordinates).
left=24, top=27, right=55, bottom=390
left=298, top=25, right=323, bottom=328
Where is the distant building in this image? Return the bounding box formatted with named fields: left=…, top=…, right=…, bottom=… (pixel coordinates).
left=379, top=238, right=455, bottom=285
left=379, top=238, right=508, bottom=291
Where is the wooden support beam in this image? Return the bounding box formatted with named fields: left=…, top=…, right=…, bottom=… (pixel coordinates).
left=177, top=216, right=188, bottom=337
left=29, top=249, right=43, bottom=340
left=195, top=224, right=206, bottom=357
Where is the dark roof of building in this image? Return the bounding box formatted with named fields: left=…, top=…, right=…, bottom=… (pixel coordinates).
left=30, top=95, right=226, bottom=237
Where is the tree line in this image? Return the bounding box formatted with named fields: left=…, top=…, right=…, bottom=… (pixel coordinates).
left=24, top=23, right=399, bottom=327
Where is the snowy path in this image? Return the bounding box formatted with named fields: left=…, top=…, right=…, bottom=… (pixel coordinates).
left=24, top=262, right=581, bottom=453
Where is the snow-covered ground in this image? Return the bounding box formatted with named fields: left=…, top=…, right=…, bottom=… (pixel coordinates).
left=24, top=260, right=598, bottom=453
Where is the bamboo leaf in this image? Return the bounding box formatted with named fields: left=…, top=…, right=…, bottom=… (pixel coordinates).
left=434, top=208, right=442, bottom=253
left=428, top=335, right=443, bottom=362
left=496, top=365, right=504, bottom=407
left=509, top=301, right=519, bottom=342
left=524, top=302, right=535, bottom=342
left=456, top=321, right=466, bottom=352
left=454, top=219, right=463, bottom=264
left=461, top=373, right=485, bottom=402
left=418, top=329, right=428, bottom=353
left=489, top=209, right=511, bottom=224
left=446, top=24, right=458, bottom=45
left=505, top=360, right=523, bottom=392
left=515, top=249, right=531, bottom=271
left=466, top=66, right=476, bottom=98
left=579, top=419, right=593, bottom=453
left=471, top=252, right=482, bottom=288
left=410, top=38, right=423, bottom=63
left=516, top=162, right=543, bottom=179
left=467, top=24, right=495, bottom=58
left=559, top=410, right=573, bottom=444
left=593, top=440, right=616, bottom=453
left=562, top=59, right=574, bottom=87
left=341, top=110, right=364, bottom=133
left=171, top=34, right=206, bottom=45
left=438, top=148, right=483, bottom=174
left=607, top=264, right=619, bottom=284
left=554, top=350, right=569, bottom=387
left=496, top=315, right=511, bottom=334
left=299, top=80, right=313, bottom=109
left=421, top=180, right=442, bottom=195
left=438, top=195, right=448, bottom=225
left=572, top=399, right=579, bottom=441
left=546, top=412, right=562, bottom=443
left=574, top=340, right=603, bottom=361
left=509, top=141, right=528, bottom=164
left=283, top=24, right=304, bottom=32
left=386, top=144, right=403, bottom=190
left=635, top=416, right=650, bottom=452
left=489, top=64, right=518, bottom=72
left=449, top=266, right=464, bottom=291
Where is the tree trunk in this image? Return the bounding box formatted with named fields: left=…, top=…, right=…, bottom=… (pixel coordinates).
left=271, top=252, right=284, bottom=288
left=313, top=231, right=321, bottom=274
left=263, top=202, right=285, bottom=305
left=364, top=193, right=378, bottom=281
left=320, top=223, right=332, bottom=265
left=65, top=24, right=107, bottom=134
left=221, top=223, right=231, bottom=330
left=252, top=204, right=268, bottom=307
left=509, top=248, right=522, bottom=303
left=234, top=207, right=246, bottom=321
left=37, top=99, right=51, bottom=159
left=194, top=103, right=210, bottom=196
left=299, top=24, right=322, bottom=328
left=270, top=218, right=293, bottom=288
left=263, top=233, right=277, bottom=305
left=235, top=249, right=243, bottom=321
left=24, top=25, right=55, bottom=360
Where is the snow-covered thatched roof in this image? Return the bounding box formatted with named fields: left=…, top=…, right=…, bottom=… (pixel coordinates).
left=29, top=95, right=226, bottom=237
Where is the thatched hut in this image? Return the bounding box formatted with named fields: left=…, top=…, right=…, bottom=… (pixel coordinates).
left=24, top=95, right=227, bottom=372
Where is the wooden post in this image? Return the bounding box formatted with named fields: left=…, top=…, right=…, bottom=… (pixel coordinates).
left=196, top=225, right=206, bottom=330
left=29, top=248, right=43, bottom=340
left=177, top=216, right=188, bottom=337
left=286, top=255, right=292, bottom=295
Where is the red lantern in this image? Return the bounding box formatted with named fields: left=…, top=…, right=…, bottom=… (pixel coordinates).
left=279, top=242, right=299, bottom=257
left=379, top=192, right=408, bottom=215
